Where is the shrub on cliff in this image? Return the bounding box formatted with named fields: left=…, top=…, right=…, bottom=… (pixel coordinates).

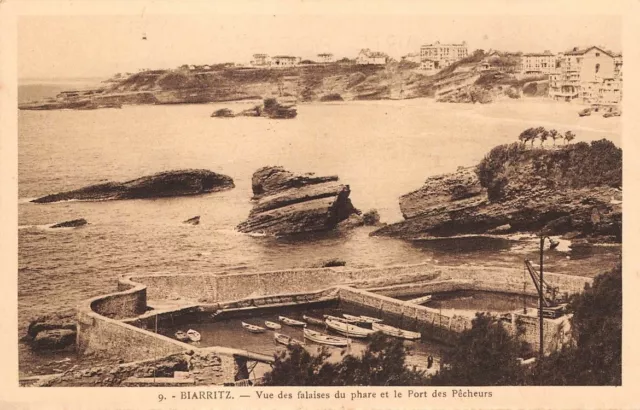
left=532, top=263, right=621, bottom=385
left=476, top=142, right=526, bottom=200
left=431, top=313, right=530, bottom=386
left=476, top=138, right=622, bottom=201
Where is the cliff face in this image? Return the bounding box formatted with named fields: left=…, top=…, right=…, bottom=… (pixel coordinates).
left=237, top=166, right=359, bottom=236
left=373, top=140, right=622, bottom=242
left=32, top=169, right=235, bottom=203
left=20, top=52, right=544, bottom=110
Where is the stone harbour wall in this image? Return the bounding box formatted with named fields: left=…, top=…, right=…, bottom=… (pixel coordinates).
left=128, top=263, right=591, bottom=306
left=337, top=285, right=571, bottom=352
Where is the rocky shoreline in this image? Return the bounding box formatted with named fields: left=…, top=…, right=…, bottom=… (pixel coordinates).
left=373, top=139, right=622, bottom=243
left=19, top=54, right=556, bottom=111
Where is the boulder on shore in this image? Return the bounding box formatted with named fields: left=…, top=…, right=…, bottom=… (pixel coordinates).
left=32, top=329, right=76, bottom=350
left=32, top=169, right=234, bottom=203
left=27, top=312, right=77, bottom=339
left=50, top=219, right=88, bottom=228
left=25, top=312, right=77, bottom=351
left=237, top=166, right=360, bottom=235
left=373, top=140, right=622, bottom=243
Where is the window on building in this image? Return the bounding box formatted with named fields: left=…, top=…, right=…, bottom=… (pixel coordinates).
left=595, top=63, right=600, bottom=74
left=596, top=52, right=600, bottom=57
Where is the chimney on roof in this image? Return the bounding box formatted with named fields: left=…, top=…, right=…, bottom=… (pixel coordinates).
left=573, top=47, right=579, bottom=52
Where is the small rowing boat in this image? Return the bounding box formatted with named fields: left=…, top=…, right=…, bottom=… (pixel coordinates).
left=302, top=315, right=325, bottom=326
left=303, top=328, right=349, bottom=347
left=279, top=316, right=306, bottom=327
left=274, top=332, right=304, bottom=347
left=323, top=314, right=354, bottom=323
left=175, top=330, right=190, bottom=342
left=342, top=314, right=369, bottom=324
left=372, top=323, right=421, bottom=340
left=242, top=322, right=266, bottom=333
left=186, top=329, right=201, bottom=342
left=358, top=315, right=383, bottom=324
left=264, top=321, right=281, bottom=330
left=325, top=319, right=374, bottom=338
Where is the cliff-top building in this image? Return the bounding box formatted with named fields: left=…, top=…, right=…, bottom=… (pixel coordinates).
left=356, top=49, right=387, bottom=65
left=271, top=55, right=301, bottom=67
left=521, top=50, right=557, bottom=75
left=419, top=41, right=468, bottom=68
left=548, top=46, right=620, bottom=104
left=317, top=53, right=334, bottom=63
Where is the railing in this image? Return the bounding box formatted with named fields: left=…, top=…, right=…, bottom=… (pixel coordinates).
left=232, top=377, right=264, bottom=386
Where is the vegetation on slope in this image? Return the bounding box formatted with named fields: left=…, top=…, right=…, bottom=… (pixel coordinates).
left=476, top=137, right=622, bottom=201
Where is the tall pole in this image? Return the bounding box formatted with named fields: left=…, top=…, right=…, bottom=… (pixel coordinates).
left=539, top=236, right=544, bottom=359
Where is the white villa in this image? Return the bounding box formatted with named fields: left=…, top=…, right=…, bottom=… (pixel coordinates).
left=356, top=49, right=387, bottom=65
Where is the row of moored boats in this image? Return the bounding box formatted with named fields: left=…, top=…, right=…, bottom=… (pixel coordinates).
left=239, top=314, right=421, bottom=347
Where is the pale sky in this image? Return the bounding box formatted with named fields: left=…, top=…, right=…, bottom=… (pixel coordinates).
left=18, top=14, right=621, bottom=79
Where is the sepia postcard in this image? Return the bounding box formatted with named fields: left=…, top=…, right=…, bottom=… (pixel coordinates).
left=1, top=0, right=638, bottom=408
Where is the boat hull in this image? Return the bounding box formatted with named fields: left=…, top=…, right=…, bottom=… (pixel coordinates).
left=242, top=322, right=266, bottom=333
left=302, top=315, right=325, bottom=326
left=274, top=333, right=303, bottom=347
left=325, top=319, right=374, bottom=338
left=372, top=323, right=420, bottom=340
left=303, top=329, right=349, bottom=347
left=279, top=316, right=306, bottom=327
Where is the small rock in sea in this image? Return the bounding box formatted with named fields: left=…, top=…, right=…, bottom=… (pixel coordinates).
left=50, top=218, right=88, bottom=228
left=211, top=108, right=235, bottom=118
left=183, top=216, right=200, bottom=225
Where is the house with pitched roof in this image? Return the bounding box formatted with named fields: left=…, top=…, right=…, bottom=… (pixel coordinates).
left=549, top=46, right=619, bottom=103
left=356, top=49, right=387, bottom=65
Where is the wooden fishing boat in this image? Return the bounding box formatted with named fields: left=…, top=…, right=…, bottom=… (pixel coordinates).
left=323, top=314, right=354, bottom=323
left=371, top=323, right=421, bottom=340
left=303, top=328, right=349, bottom=347
left=264, top=321, right=281, bottom=330
left=186, top=329, right=201, bottom=342
left=358, top=315, right=383, bottom=324
left=342, top=314, right=369, bottom=324
left=242, top=322, right=266, bottom=333
left=302, top=315, right=325, bottom=326
left=274, top=332, right=303, bottom=347
left=325, top=319, right=374, bottom=338
left=174, top=330, right=190, bottom=342
left=278, top=316, right=306, bottom=327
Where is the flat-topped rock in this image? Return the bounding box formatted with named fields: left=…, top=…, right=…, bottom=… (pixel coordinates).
left=238, top=166, right=359, bottom=235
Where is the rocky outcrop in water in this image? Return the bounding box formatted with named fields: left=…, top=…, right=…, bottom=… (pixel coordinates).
left=51, top=219, right=88, bottom=228
left=32, top=169, right=234, bottom=203
left=237, top=166, right=360, bottom=235
left=210, top=98, right=297, bottom=119
left=373, top=140, right=622, bottom=243
left=183, top=216, right=200, bottom=225
left=24, top=312, right=77, bottom=351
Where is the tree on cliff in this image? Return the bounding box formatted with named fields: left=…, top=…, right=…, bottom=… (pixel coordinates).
left=430, top=313, right=530, bottom=386
left=539, top=130, right=549, bottom=147
left=532, top=263, right=621, bottom=385
left=549, top=129, right=559, bottom=146
left=564, top=130, right=576, bottom=144
left=262, top=333, right=429, bottom=386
